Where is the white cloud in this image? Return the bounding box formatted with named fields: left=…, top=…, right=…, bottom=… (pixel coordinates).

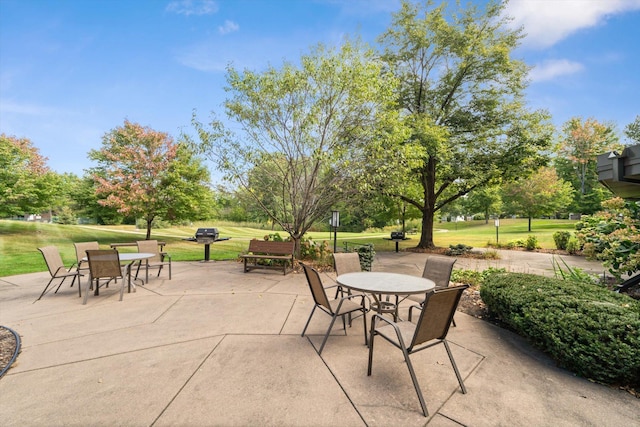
left=529, top=59, right=584, bottom=82
left=504, top=0, right=640, bottom=48
left=166, top=0, right=218, bottom=16
left=218, top=20, right=239, bottom=35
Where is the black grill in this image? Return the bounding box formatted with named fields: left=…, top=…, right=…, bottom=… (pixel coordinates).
left=391, top=231, right=405, bottom=240
left=183, top=228, right=230, bottom=261
left=195, top=228, right=219, bottom=244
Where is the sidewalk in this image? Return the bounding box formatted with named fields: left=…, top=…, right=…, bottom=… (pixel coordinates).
left=0, top=251, right=638, bottom=426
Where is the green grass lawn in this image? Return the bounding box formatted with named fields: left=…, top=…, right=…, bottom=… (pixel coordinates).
left=0, top=218, right=578, bottom=277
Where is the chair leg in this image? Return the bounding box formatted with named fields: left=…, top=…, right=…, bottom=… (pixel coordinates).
left=318, top=313, right=340, bottom=354
left=35, top=277, right=56, bottom=302
left=76, top=273, right=82, bottom=297
left=53, top=276, right=68, bottom=294
left=402, top=347, right=429, bottom=417
left=301, top=305, right=317, bottom=338
left=443, top=340, right=467, bottom=394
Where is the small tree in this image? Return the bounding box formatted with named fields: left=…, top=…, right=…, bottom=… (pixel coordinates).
left=555, top=117, right=622, bottom=214
left=190, top=41, right=400, bottom=254
left=90, top=120, right=213, bottom=239
left=463, top=186, right=502, bottom=223
left=502, top=167, right=574, bottom=231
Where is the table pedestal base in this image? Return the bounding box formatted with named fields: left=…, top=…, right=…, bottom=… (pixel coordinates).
left=371, top=299, right=398, bottom=321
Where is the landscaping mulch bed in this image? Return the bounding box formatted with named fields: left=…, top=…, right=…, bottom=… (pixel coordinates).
left=0, top=326, right=20, bottom=379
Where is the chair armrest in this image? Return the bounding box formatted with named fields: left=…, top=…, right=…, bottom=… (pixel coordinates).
left=408, top=303, right=423, bottom=322
left=339, top=293, right=372, bottom=312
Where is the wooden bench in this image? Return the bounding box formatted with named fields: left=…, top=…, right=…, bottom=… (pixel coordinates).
left=240, top=240, right=295, bottom=275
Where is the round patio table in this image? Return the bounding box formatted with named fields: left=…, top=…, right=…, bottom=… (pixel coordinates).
left=337, top=272, right=435, bottom=318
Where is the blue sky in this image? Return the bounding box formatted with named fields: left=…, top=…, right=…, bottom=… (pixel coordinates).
left=1, top=0, right=639, bottom=178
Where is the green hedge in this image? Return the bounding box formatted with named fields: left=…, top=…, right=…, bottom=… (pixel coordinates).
left=480, top=273, right=640, bottom=387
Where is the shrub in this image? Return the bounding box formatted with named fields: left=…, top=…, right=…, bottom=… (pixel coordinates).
left=299, top=237, right=331, bottom=264
left=481, top=272, right=640, bottom=387
left=575, top=198, right=640, bottom=280
left=566, top=236, right=580, bottom=254
left=451, top=267, right=506, bottom=286
left=525, top=235, right=538, bottom=251
left=553, top=231, right=571, bottom=250
left=446, top=243, right=473, bottom=256
left=351, top=244, right=375, bottom=272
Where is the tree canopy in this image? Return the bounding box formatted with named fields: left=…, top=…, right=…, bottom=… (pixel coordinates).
left=90, top=120, right=213, bottom=239
left=0, top=134, right=59, bottom=218
left=191, top=41, right=401, bottom=253
left=624, top=115, right=640, bottom=144
left=502, top=167, right=574, bottom=231
left=365, top=0, right=553, bottom=248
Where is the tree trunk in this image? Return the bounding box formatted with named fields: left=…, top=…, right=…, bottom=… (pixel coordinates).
left=146, top=218, right=153, bottom=240
left=416, top=157, right=437, bottom=249
left=418, top=212, right=436, bottom=248
left=528, top=215, right=532, bottom=232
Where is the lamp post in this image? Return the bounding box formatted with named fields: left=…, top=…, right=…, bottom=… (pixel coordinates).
left=494, top=218, right=500, bottom=245
left=332, top=210, right=340, bottom=253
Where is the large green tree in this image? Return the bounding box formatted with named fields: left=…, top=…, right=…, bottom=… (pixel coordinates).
left=90, top=120, right=213, bottom=239
left=369, top=0, right=552, bottom=249
left=0, top=134, right=59, bottom=218
left=191, top=41, right=401, bottom=253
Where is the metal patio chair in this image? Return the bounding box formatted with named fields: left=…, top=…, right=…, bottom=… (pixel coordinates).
left=407, top=256, right=457, bottom=325
left=73, top=241, right=99, bottom=288
left=368, top=285, right=469, bottom=417
left=83, top=249, right=126, bottom=304
left=300, top=262, right=370, bottom=355
left=36, top=246, right=84, bottom=302
left=134, top=240, right=171, bottom=282
left=331, top=252, right=362, bottom=297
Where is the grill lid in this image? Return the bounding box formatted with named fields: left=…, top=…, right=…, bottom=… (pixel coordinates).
left=390, top=231, right=405, bottom=239
left=196, top=228, right=218, bottom=238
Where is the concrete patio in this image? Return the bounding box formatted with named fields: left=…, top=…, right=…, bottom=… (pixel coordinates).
left=0, top=250, right=638, bottom=426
